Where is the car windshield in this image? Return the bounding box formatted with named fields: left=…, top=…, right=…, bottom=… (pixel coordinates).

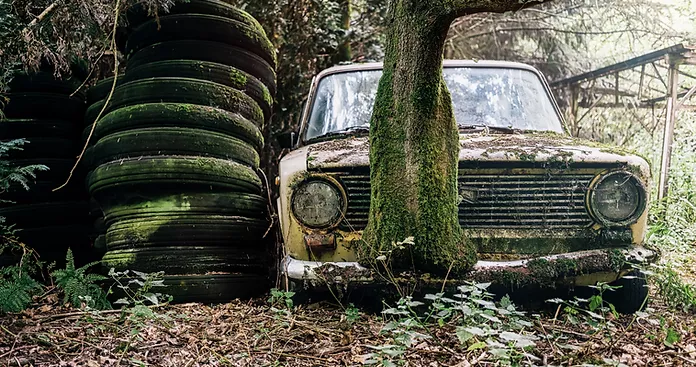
left=304, top=66, right=564, bottom=141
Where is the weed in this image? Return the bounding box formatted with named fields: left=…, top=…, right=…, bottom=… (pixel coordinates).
left=650, top=264, right=696, bottom=312
left=344, top=303, right=360, bottom=324
left=52, top=248, right=109, bottom=310
left=0, top=261, right=41, bottom=313
left=268, top=288, right=295, bottom=309
left=108, top=268, right=169, bottom=307
left=362, top=283, right=540, bottom=366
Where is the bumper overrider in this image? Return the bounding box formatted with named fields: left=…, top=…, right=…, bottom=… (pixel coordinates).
left=283, top=245, right=658, bottom=290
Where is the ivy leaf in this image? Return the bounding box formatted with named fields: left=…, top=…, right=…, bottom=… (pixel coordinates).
left=455, top=327, right=474, bottom=344
left=499, top=331, right=537, bottom=348
left=467, top=341, right=487, bottom=351
left=664, top=328, right=680, bottom=348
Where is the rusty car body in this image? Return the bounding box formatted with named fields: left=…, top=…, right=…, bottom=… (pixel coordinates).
left=275, top=60, right=656, bottom=311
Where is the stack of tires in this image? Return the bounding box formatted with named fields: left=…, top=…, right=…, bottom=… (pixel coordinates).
left=0, top=72, right=92, bottom=266
left=86, top=0, right=276, bottom=303
left=83, top=75, right=124, bottom=260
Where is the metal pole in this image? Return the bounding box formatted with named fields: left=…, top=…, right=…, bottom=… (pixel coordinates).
left=657, top=57, right=680, bottom=201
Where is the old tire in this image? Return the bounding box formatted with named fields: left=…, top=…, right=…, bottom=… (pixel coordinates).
left=0, top=202, right=89, bottom=228
left=0, top=158, right=87, bottom=207
left=603, top=271, right=649, bottom=314
left=106, top=214, right=267, bottom=250
left=101, top=246, right=265, bottom=274
left=0, top=119, right=78, bottom=139
left=3, top=93, right=85, bottom=121
left=126, top=40, right=276, bottom=94
left=9, top=72, right=84, bottom=98
left=125, top=0, right=265, bottom=36
left=106, top=274, right=268, bottom=304
left=91, top=127, right=260, bottom=168
left=5, top=137, right=77, bottom=159
left=86, top=75, right=124, bottom=104
left=84, top=99, right=109, bottom=126
left=125, top=14, right=275, bottom=66
left=107, top=78, right=264, bottom=126
left=100, top=192, right=267, bottom=225
left=124, top=60, right=273, bottom=120
left=87, top=156, right=263, bottom=197
left=89, top=103, right=263, bottom=151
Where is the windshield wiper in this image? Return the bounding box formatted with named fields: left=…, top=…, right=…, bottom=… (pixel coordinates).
left=314, top=126, right=370, bottom=140
left=459, top=124, right=519, bottom=134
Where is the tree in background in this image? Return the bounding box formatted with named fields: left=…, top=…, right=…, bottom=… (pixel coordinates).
left=360, top=0, right=551, bottom=276
left=0, top=0, right=174, bottom=90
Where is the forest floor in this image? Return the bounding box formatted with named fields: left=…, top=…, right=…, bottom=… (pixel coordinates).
left=0, top=284, right=694, bottom=367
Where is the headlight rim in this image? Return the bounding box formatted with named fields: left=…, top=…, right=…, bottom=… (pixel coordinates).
left=587, top=170, right=647, bottom=227
left=290, top=176, right=347, bottom=229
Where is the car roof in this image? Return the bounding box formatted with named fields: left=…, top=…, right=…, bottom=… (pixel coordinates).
left=315, top=60, right=544, bottom=80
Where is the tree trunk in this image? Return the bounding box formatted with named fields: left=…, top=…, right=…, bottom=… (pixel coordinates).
left=361, top=1, right=475, bottom=276
left=336, top=0, right=352, bottom=63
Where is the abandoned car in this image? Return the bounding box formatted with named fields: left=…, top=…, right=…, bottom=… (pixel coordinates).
left=276, top=60, right=656, bottom=312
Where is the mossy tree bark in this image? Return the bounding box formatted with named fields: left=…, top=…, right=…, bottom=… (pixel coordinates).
left=362, top=0, right=549, bottom=276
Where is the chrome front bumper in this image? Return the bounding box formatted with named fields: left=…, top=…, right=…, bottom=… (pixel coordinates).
left=283, top=245, right=657, bottom=288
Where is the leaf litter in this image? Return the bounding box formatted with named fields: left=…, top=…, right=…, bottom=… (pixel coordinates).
left=0, top=291, right=695, bottom=366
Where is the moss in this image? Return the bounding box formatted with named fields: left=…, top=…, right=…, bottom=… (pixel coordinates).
left=359, top=3, right=475, bottom=277
left=229, top=68, right=248, bottom=86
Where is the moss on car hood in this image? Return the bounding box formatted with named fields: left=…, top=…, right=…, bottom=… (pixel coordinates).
left=305, top=132, right=650, bottom=178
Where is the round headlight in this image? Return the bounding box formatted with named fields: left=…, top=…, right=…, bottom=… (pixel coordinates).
left=589, top=171, right=646, bottom=225
left=291, top=179, right=345, bottom=228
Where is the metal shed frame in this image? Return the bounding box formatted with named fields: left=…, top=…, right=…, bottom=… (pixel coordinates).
left=550, top=43, right=696, bottom=201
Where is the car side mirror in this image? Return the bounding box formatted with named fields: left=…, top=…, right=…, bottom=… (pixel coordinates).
left=277, top=131, right=296, bottom=149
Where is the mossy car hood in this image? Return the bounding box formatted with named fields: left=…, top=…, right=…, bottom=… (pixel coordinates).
left=304, top=133, right=650, bottom=178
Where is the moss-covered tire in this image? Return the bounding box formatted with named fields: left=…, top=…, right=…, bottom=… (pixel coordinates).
left=126, top=0, right=265, bottom=35
left=91, top=127, right=260, bottom=168
left=106, top=214, right=267, bottom=250
left=0, top=119, right=78, bottom=139
left=84, top=99, right=109, bottom=126
left=100, top=192, right=267, bottom=225
left=124, top=60, right=273, bottom=121
left=107, top=78, right=264, bottom=126
left=89, top=103, right=263, bottom=151
left=87, top=156, right=263, bottom=197
left=0, top=202, right=89, bottom=228
left=107, top=274, right=268, bottom=304
left=3, top=93, right=85, bottom=121
left=125, top=14, right=276, bottom=67
left=126, top=41, right=276, bottom=94
left=603, top=271, right=649, bottom=314
left=102, top=246, right=265, bottom=274
left=6, top=137, right=77, bottom=159
left=9, top=72, right=85, bottom=98
left=86, top=75, right=124, bottom=104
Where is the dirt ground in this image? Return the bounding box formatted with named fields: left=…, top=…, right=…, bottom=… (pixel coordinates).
left=1, top=288, right=695, bottom=367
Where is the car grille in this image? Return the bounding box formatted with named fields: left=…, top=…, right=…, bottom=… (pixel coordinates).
left=337, top=170, right=595, bottom=230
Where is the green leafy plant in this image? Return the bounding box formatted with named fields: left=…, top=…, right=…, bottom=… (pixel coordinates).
left=51, top=248, right=109, bottom=310
left=650, top=264, right=696, bottom=312
left=0, top=261, right=41, bottom=313
left=267, top=288, right=295, bottom=309
left=0, top=139, right=50, bottom=313
left=362, top=283, right=540, bottom=366
left=108, top=268, right=170, bottom=308
left=0, top=139, right=48, bottom=194
left=106, top=268, right=171, bottom=324
left=345, top=303, right=360, bottom=324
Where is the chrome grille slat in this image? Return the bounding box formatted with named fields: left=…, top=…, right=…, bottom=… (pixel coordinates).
left=338, top=171, right=595, bottom=230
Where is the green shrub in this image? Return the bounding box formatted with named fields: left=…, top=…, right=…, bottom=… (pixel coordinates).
left=52, top=249, right=110, bottom=310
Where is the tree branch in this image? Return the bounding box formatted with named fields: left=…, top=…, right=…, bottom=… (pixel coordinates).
left=25, top=1, right=61, bottom=29
left=447, top=0, right=550, bottom=18
left=462, top=26, right=672, bottom=39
